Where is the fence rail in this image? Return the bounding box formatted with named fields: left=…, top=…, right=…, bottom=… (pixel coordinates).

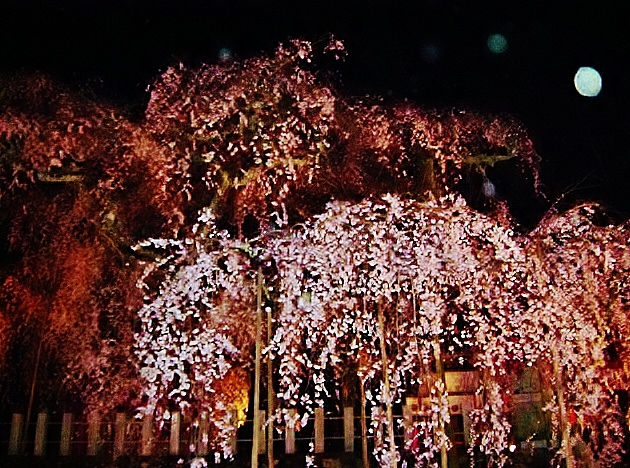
left=1, top=407, right=416, bottom=459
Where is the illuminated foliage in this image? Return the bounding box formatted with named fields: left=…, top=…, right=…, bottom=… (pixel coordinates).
left=143, top=37, right=541, bottom=234
left=144, top=39, right=342, bottom=232
left=265, top=194, right=525, bottom=467
left=0, top=39, right=628, bottom=468
left=133, top=192, right=630, bottom=466
left=525, top=205, right=630, bottom=467
left=133, top=208, right=257, bottom=453
left=0, top=74, right=186, bottom=413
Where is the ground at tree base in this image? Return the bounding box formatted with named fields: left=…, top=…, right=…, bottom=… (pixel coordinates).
left=0, top=449, right=569, bottom=468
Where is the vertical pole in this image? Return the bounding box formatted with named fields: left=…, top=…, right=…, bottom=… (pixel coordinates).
left=285, top=409, right=296, bottom=454
left=114, top=413, right=126, bottom=458
left=59, top=413, right=72, bottom=456
left=344, top=406, right=355, bottom=452
left=314, top=407, right=325, bottom=453
left=227, top=411, right=238, bottom=455
left=33, top=412, right=48, bottom=456
left=198, top=412, right=209, bottom=456
left=24, top=338, right=43, bottom=453
left=553, top=348, right=573, bottom=468
left=87, top=412, right=100, bottom=456
left=402, top=405, right=413, bottom=445
left=169, top=412, right=181, bottom=456
left=141, top=413, right=153, bottom=456
left=251, top=269, right=263, bottom=468
left=433, top=336, right=448, bottom=468
left=8, top=413, right=23, bottom=455
left=267, top=300, right=275, bottom=468
left=360, top=383, right=369, bottom=468
left=377, top=303, right=397, bottom=468
left=257, top=410, right=267, bottom=455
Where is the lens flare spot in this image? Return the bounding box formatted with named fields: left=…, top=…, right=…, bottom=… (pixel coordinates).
left=487, top=34, right=508, bottom=54
left=421, top=43, right=441, bottom=63
left=574, top=66, right=602, bottom=97
left=218, top=47, right=233, bottom=62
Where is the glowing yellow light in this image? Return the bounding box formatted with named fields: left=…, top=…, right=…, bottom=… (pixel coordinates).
left=574, top=66, right=602, bottom=97
left=487, top=34, right=508, bottom=54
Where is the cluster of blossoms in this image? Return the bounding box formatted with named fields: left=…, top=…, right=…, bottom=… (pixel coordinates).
left=133, top=192, right=630, bottom=467
left=0, top=74, right=189, bottom=415
left=524, top=205, right=630, bottom=467
left=142, top=37, right=542, bottom=236
left=145, top=38, right=343, bottom=230
left=134, top=209, right=256, bottom=455
left=0, top=75, right=185, bottom=228
left=266, top=194, right=527, bottom=467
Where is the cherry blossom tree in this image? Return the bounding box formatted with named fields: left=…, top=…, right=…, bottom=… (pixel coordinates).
left=2, top=37, right=629, bottom=468
left=524, top=205, right=630, bottom=468
left=123, top=39, right=547, bottom=465
left=265, top=194, right=530, bottom=467
left=144, top=38, right=344, bottom=234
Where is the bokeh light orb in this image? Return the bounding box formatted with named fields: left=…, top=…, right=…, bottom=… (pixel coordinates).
left=421, top=43, right=441, bottom=63
left=218, top=47, right=233, bottom=62
left=487, top=34, right=508, bottom=54
left=574, top=66, right=602, bottom=97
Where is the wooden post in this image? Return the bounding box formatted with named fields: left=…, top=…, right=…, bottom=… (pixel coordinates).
left=314, top=407, right=325, bottom=453
left=553, top=348, right=573, bottom=468
left=267, top=301, right=275, bottom=468
left=402, top=405, right=413, bottom=445
left=25, top=338, right=43, bottom=453
left=33, top=412, right=48, bottom=456
left=169, top=412, right=181, bottom=456
left=114, top=413, right=126, bottom=458
left=228, top=411, right=237, bottom=455
left=59, top=413, right=72, bottom=456
left=360, top=384, right=369, bottom=468
left=198, top=412, right=209, bottom=456
left=344, top=406, right=355, bottom=452
left=87, top=412, right=100, bottom=456
left=257, top=410, right=267, bottom=455
left=8, top=413, right=23, bottom=455
left=285, top=409, right=296, bottom=454
left=378, top=304, right=397, bottom=467
left=251, top=269, right=263, bottom=468
left=433, top=336, right=448, bottom=468
left=141, top=413, right=153, bottom=456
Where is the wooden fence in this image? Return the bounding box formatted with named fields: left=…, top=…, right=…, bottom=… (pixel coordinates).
left=0, top=406, right=417, bottom=459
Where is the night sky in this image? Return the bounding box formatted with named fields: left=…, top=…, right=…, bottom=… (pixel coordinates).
left=1, top=0, right=628, bottom=216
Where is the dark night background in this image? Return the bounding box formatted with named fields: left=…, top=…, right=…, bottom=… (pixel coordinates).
left=1, top=0, right=628, bottom=217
